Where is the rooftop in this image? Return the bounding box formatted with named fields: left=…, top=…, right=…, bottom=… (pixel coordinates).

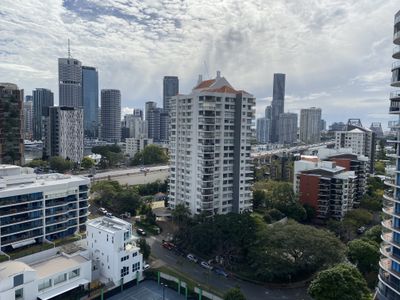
left=0, top=261, right=34, bottom=280
left=32, top=254, right=88, bottom=279
left=87, top=216, right=131, bottom=234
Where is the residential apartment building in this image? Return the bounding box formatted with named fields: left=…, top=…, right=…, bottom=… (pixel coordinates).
left=125, top=137, right=153, bottom=157
left=377, top=9, right=400, bottom=300
left=58, top=57, right=82, bottom=108
left=87, top=217, right=143, bottom=287
left=256, top=117, right=271, bottom=144
left=0, top=164, right=89, bottom=252
left=163, top=76, right=179, bottom=113
left=101, top=89, right=121, bottom=143
left=23, top=99, right=33, bottom=140
left=43, top=107, right=84, bottom=162
left=123, top=113, right=146, bottom=139
left=0, top=83, right=24, bottom=166
left=82, top=66, right=99, bottom=137
left=299, top=107, right=322, bottom=144
left=294, top=158, right=356, bottom=220
left=169, top=72, right=254, bottom=215
left=335, top=121, right=375, bottom=172
left=32, top=88, right=54, bottom=141
left=278, top=112, right=298, bottom=145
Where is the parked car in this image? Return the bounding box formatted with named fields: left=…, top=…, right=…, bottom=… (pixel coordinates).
left=105, top=212, right=113, bottom=218
left=200, top=261, right=213, bottom=270
left=98, top=207, right=107, bottom=214
left=162, top=241, right=174, bottom=250
left=357, top=226, right=366, bottom=234
left=214, top=268, right=228, bottom=277
left=143, top=262, right=150, bottom=270
left=186, top=254, right=198, bottom=263
left=137, top=228, right=147, bottom=236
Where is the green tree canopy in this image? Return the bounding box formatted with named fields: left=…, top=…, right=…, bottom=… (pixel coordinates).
left=347, top=239, right=379, bottom=274
left=138, top=238, right=151, bottom=260
left=81, top=157, right=95, bottom=170
left=49, top=156, right=73, bottom=173
left=130, top=144, right=168, bottom=166
left=26, top=159, right=48, bottom=169
left=171, top=203, right=191, bottom=227
left=308, top=264, right=371, bottom=300
left=223, top=287, right=246, bottom=300
left=363, top=225, right=382, bottom=244
left=92, top=145, right=124, bottom=169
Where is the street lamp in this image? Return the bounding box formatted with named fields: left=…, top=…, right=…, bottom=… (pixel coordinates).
left=161, top=283, right=168, bottom=300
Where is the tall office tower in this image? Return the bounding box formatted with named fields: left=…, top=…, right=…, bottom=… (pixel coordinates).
left=133, top=108, right=143, bottom=120
left=160, top=110, right=169, bottom=142
left=378, top=10, right=400, bottom=299
left=329, top=122, right=346, bottom=132
left=335, top=119, right=375, bottom=172
left=320, top=119, right=327, bottom=132
left=256, top=117, right=271, bottom=144
left=265, top=105, right=272, bottom=119
left=169, top=72, right=255, bottom=215
left=147, top=107, right=162, bottom=142
left=299, top=107, right=322, bottom=144
left=369, top=122, right=384, bottom=138
left=163, top=76, right=179, bottom=112
left=82, top=66, right=99, bottom=137
left=23, top=100, right=33, bottom=140
left=0, top=83, right=24, bottom=165
left=0, top=164, right=89, bottom=251
left=145, top=101, right=157, bottom=120
left=101, top=89, right=121, bottom=143
left=58, top=57, right=82, bottom=108
left=43, top=107, right=84, bottom=162
left=25, top=95, right=32, bottom=102
left=32, top=88, right=54, bottom=141
left=270, top=73, right=285, bottom=143
left=278, top=113, right=298, bottom=145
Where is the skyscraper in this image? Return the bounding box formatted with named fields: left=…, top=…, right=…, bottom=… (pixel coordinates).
left=82, top=66, right=99, bottom=137
left=377, top=10, right=400, bottom=299
left=163, top=76, right=179, bottom=112
left=58, top=57, right=82, bottom=108
left=256, top=105, right=272, bottom=144
left=147, top=107, right=162, bottom=142
left=270, top=73, right=285, bottom=143
left=299, top=107, right=322, bottom=144
left=278, top=113, right=298, bottom=145
left=133, top=108, right=143, bottom=120
left=101, top=89, right=121, bottom=143
left=23, top=98, right=33, bottom=140
left=145, top=101, right=157, bottom=120
left=123, top=113, right=146, bottom=139
left=169, top=72, right=254, bottom=215
left=0, top=83, right=24, bottom=165
left=43, top=106, right=84, bottom=162
left=32, top=88, right=54, bottom=140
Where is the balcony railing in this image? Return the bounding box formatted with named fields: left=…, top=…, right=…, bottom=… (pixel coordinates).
left=392, top=61, right=400, bottom=70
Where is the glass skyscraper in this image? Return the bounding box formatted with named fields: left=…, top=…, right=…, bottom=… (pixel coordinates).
left=82, top=66, right=99, bottom=137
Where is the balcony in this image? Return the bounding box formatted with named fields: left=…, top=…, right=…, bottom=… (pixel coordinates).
left=394, top=46, right=400, bottom=60
left=395, top=30, right=400, bottom=45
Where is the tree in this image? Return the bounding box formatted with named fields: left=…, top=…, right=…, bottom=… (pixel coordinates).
left=130, top=144, right=168, bottom=166
left=308, top=264, right=371, bottom=300
left=49, top=156, right=73, bottom=173
left=363, top=225, right=382, bottom=244
left=26, top=159, right=48, bottom=169
left=138, top=238, right=151, bottom=260
left=374, top=161, right=385, bottom=175
left=344, top=209, right=373, bottom=228
left=172, top=204, right=191, bottom=227
left=92, top=145, right=124, bottom=169
left=303, top=203, right=317, bottom=222
left=223, top=287, right=246, bottom=300
left=377, top=139, right=386, bottom=160
left=81, top=157, right=95, bottom=170
left=252, top=190, right=266, bottom=210
left=347, top=239, right=379, bottom=274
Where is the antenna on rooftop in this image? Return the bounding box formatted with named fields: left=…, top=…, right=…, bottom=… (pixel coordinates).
left=68, top=39, right=71, bottom=58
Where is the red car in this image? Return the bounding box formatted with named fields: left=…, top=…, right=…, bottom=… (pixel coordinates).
left=162, top=241, right=175, bottom=250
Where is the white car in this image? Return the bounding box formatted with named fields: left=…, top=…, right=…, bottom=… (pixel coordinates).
left=186, top=254, right=198, bottom=263
left=143, top=263, right=150, bottom=270
left=200, top=261, right=213, bottom=270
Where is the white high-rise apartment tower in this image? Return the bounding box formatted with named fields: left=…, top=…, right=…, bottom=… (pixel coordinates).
left=299, top=107, right=322, bottom=144
left=169, top=72, right=255, bottom=215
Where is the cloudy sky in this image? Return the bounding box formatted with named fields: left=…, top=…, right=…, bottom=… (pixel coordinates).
left=1, top=0, right=399, bottom=127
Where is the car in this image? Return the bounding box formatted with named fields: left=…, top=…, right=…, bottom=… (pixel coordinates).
left=105, top=212, right=113, bottom=218
left=357, top=226, right=366, bottom=234
left=214, top=268, right=228, bottom=277
left=186, top=254, right=198, bottom=263
left=137, top=228, right=147, bottom=236
left=162, top=241, right=174, bottom=250
left=98, top=207, right=107, bottom=214
left=143, top=263, right=150, bottom=270
left=200, top=261, right=213, bottom=270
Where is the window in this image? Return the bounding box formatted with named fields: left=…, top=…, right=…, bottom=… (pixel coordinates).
left=121, top=266, right=129, bottom=277
left=132, top=262, right=141, bottom=272
left=15, top=288, right=23, bottom=300
left=14, top=274, right=23, bottom=287
left=53, top=273, right=67, bottom=285
left=68, top=269, right=80, bottom=280
left=38, top=279, right=52, bottom=291
left=121, top=255, right=129, bottom=262
left=132, top=252, right=137, bottom=258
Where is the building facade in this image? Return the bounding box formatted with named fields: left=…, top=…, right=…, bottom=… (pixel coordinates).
left=377, top=9, right=400, bottom=300
left=0, top=165, right=89, bottom=252
left=32, top=88, right=54, bottom=141
left=256, top=117, right=271, bottom=144
left=125, top=137, right=153, bottom=157
left=86, top=217, right=143, bottom=287
left=82, top=66, right=99, bottom=138
left=58, top=58, right=82, bottom=108
left=169, top=72, right=254, bottom=215
left=44, top=107, right=84, bottom=162
left=101, top=89, right=121, bottom=143
left=299, top=107, right=322, bottom=144
left=278, top=112, right=298, bottom=145
left=23, top=100, right=33, bottom=140
left=147, top=106, right=162, bottom=142
left=163, top=76, right=179, bottom=112
left=0, top=83, right=24, bottom=166
left=270, top=73, right=285, bottom=143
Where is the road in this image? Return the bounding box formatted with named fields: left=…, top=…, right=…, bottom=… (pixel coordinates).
left=147, top=232, right=312, bottom=300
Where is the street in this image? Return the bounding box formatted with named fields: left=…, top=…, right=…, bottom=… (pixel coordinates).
left=146, top=229, right=312, bottom=300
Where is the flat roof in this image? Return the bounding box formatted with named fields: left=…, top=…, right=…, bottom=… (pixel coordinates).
left=87, top=216, right=131, bottom=234
left=32, top=255, right=89, bottom=279
left=0, top=261, right=34, bottom=280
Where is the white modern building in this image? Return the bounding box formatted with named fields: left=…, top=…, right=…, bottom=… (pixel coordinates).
left=86, top=217, right=143, bottom=287
left=169, top=72, right=255, bottom=215
left=43, top=106, right=84, bottom=163
left=125, top=138, right=153, bottom=157
left=299, top=107, right=321, bottom=144
left=0, top=248, right=91, bottom=300
left=0, top=164, right=89, bottom=252
left=123, top=114, right=147, bottom=139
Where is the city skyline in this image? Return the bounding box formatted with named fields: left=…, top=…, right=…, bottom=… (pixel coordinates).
left=1, top=1, right=399, bottom=126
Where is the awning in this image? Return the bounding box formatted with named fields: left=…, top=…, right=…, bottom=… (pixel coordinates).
left=11, top=239, right=36, bottom=249
left=38, top=278, right=89, bottom=300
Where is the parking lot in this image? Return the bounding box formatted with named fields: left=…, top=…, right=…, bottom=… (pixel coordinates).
left=108, top=281, right=185, bottom=300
